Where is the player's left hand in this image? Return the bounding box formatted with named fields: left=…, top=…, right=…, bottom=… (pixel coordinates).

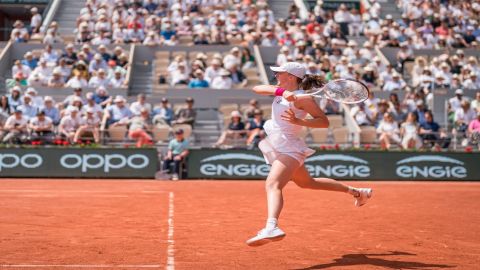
left=281, top=108, right=300, bottom=125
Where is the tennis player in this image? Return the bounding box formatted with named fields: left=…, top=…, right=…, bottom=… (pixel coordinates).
left=246, top=62, right=372, bottom=247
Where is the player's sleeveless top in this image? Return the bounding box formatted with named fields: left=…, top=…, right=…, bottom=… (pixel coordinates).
left=259, top=89, right=315, bottom=165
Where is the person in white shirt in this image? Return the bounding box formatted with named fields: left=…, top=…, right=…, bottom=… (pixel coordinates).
left=109, top=68, right=126, bottom=88
left=88, top=69, right=110, bottom=88
left=2, top=110, right=28, bottom=143
left=30, top=7, right=42, bottom=34
left=66, top=74, right=88, bottom=88
left=351, top=103, right=373, bottom=126
left=454, top=101, right=477, bottom=130
left=223, top=47, right=242, bottom=69
left=29, top=111, right=54, bottom=143
left=130, top=94, right=152, bottom=116
left=83, top=92, right=103, bottom=119
left=31, top=58, right=52, bottom=79
left=449, top=89, right=470, bottom=113
left=463, top=72, right=480, bottom=90
left=377, top=112, right=401, bottom=149
left=58, top=107, right=82, bottom=142
left=43, top=28, right=63, bottom=44
left=74, top=107, right=101, bottom=144
left=211, top=69, right=233, bottom=89
left=25, top=88, right=43, bottom=108
left=12, top=60, right=31, bottom=79
left=204, top=59, right=223, bottom=83
left=276, top=46, right=290, bottom=66
left=170, top=63, right=190, bottom=86
left=42, top=44, right=59, bottom=64
left=383, top=73, right=406, bottom=91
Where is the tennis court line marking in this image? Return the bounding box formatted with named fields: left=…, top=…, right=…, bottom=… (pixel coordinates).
left=166, top=191, right=175, bottom=270
left=0, top=265, right=162, bottom=268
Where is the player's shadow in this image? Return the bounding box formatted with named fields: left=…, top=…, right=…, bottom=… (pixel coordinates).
left=295, top=251, right=454, bottom=269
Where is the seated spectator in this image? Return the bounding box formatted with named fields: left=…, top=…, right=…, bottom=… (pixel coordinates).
left=29, top=111, right=54, bottom=144
left=105, top=95, right=132, bottom=126
left=413, top=100, right=428, bottom=125
left=454, top=100, right=476, bottom=136
left=25, top=88, right=43, bottom=108
left=211, top=70, right=233, bottom=89
left=58, top=107, right=82, bottom=143
left=42, top=44, right=59, bottom=64
left=7, top=86, right=23, bottom=111
left=162, top=128, right=189, bottom=180
left=12, top=60, right=31, bottom=80
left=246, top=109, right=266, bottom=147
left=468, top=111, right=480, bottom=146
left=383, top=73, right=406, bottom=91
left=17, top=95, right=38, bottom=120
left=2, top=109, right=28, bottom=143
left=376, top=112, right=401, bottom=149
left=213, top=110, right=247, bottom=147
left=41, top=96, right=60, bottom=125
left=243, top=99, right=260, bottom=119
left=62, top=43, right=77, bottom=65
left=93, top=86, right=111, bottom=108
left=188, top=70, right=209, bottom=88
left=0, top=95, right=11, bottom=117
left=400, top=112, right=422, bottom=149
left=43, top=28, right=63, bottom=44
left=31, top=59, right=52, bottom=81
left=320, top=99, right=340, bottom=115
left=74, top=108, right=101, bottom=144
left=128, top=108, right=153, bottom=147
left=22, top=52, right=38, bottom=70
left=472, top=92, right=480, bottom=112
left=463, top=72, right=480, bottom=90
left=130, top=94, right=152, bottom=116
left=83, top=93, right=103, bottom=119
left=204, top=59, right=222, bottom=83
left=172, top=97, right=196, bottom=126
left=88, top=69, right=110, bottom=88
left=63, top=87, right=85, bottom=107
left=170, top=63, right=190, bottom=86
left=152, top=98, right=174, bottom=126
left=89, top=53, right=108, bottom=73
left=227, top=63, right=247, bottom=87
left=109, top=67, right=127, bottom=88
left=47, top=68, right=65, bottom=88
left=419, top=111, right=450, bottom=149
left=71, top=61, right=89, bottom=81
left=66, top=73, right=88, bottom=88
left=351, top=103, right=373, bottom=126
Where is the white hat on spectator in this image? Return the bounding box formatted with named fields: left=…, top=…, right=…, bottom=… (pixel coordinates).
left=23, top=94, right=31, bottom=100
left=308, top=62, right=317, bottom=68
left=373, top=56, right=380, bottom=62
left=98, top=68, right=106, bottom=74
left=455, top=89, right=464, bottom=95
left=296, top=40, right=306, bottom=47
left=456, top=49, right=464, bottom=55
left=470, top=72, right=477, bottom=77
left=280, top=46, right=289, bottom=52
left=44, top=96, right=54, bottom=102
left=392, top=73, right=400, bottom=78
left=53, top=67, right=62, bottom=75
left=96, top=86, right=107, bottom=94
left=196, top=53, right=207, bottom=60
left=270, top=62, right=306, bottom=79
left=94, top=53, right=102, bottom=60
left=25, top=51, right=32, bottom=58
left=194, top=69, right=204, bottom=76
left=365, top=66, right=373, bottom=71
left=212, top=59, right=222, bottom=65
left=467, top=26, right=474, bottom=31
left=26, top=87, right=37, bottom=95
left=440, top=62, right=449, bottom=68
left=435, top=74, right=445, bottom=79
left=10, top=86, right=21, bottom=93
left=86, top=107, right=95, bottom=114
left=31, top=7, right=38, bottom=12
left=72, top=96, right=82, bottom=103
left=114, top=95, right=125, bottom=103
left=385, top=14, right=392, bottom=20
left=114, top=46, right=123, bottom=52
left=416, top=100, right=424, bottom=106
left=86, top=92, right=94, bottom=100
left=82, top=44, right=91, bottom=50
left=347, top=40, right=357, bottom=47
left=66, top=43, right=74, bottom=49
left=231, top=47, right=240, bottom=53
left=213, top=53, right=223, bottom=60
left=219, top=69, right=231, bottom=76
left=230, top=111, right=242, bottom=118
left=69, top=107, right=79, bottom=113
left=98, top=44, right=107, bottom=50
left=363, top=41, right=372, bottom=48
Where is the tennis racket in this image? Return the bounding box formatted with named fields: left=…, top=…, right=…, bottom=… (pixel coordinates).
left=297, top=79, right=370, bottom=104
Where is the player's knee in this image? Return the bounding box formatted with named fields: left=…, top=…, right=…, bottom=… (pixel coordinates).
left=265, top=180, right=281, bottom=192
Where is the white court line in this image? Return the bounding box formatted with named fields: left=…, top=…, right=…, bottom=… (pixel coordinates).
left=166, top=191, right=175, bottom=270
left=0, top=264, right=162, bottom=268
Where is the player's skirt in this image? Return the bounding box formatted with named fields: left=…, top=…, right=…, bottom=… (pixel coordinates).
left=259, top=131, right=315, bottom=166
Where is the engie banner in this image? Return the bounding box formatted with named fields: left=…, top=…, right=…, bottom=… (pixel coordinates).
left=0, top=148, right=158, bottom=178
left=187, top=149, right=480, bottom=180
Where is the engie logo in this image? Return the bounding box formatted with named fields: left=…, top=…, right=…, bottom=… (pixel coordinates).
left=305, top=154, right=370, bottom=178
left=0, top=153, right=43, bottom=171
left=396, top=156, right=467, bottom=179
left=60, top=154, right=150, bottom=172
left=199, top=154, right=270, bottom=177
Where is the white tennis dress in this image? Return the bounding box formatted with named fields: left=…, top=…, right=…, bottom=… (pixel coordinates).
left=259, top=90, right=315, bottom=165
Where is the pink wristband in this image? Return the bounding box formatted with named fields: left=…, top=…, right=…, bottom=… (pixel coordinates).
left=275, top=87, right=285, bottom=96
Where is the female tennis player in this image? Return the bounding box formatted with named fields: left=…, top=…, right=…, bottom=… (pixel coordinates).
left=246, top=62, right=372, bottom=247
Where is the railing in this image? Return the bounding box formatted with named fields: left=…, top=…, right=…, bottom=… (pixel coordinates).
left=126, top=44, right=136, bottom=95
left=0, top=40, right=12, bottom=92
left=341, top=104, right=361, bottom=147
left=253, top=45, right=270, bottom=85
left=40, top=0, right=62, bottom=34
left=294, top=0, right=310, bottom=20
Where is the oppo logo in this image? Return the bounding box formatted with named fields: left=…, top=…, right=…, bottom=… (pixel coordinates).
left=396, top=156, right=467, bottom=178
left=0, top=153, right=43, bottom=171
left=305, top=154, right=371, bottom=178
left=200, top=154, right=270, bottom=176
left=60, top=154, right=149, bottom=172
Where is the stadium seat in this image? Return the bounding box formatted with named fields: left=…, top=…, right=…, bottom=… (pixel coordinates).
left=360, top=126, right=377, bottom=144
left=108, top=125, right=127, bottom=142
left=152, top=125, right=171, bottom=143
left=310, top=128, right=329, bottom=144
left=327, top=115, right=343, bottom=129
left=332, top=127, right=349, bottom=144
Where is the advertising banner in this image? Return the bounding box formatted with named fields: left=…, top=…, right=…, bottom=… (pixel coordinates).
left=0, top=148, right=158, bottom=178
left=187, top=149, right=480, bottom=181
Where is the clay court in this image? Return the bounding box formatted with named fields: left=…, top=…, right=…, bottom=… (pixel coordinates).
left=0, top=180, right=479, bottom=270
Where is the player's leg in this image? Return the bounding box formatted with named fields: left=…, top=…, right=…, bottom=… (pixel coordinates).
left=246, top=154, right=300, bottom=247
left=291, top=165, right=372, bottom=207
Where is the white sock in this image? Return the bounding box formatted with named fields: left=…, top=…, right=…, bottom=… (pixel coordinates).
left=266, top=218, right=278, bottom=229
left=347, top=187, right=360, bottom=197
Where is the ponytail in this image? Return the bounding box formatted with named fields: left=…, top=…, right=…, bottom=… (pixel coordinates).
left=299, top=74, right=326, bottom=92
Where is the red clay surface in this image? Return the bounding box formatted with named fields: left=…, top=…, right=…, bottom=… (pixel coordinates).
left=0, top=180, right=479, bottom=270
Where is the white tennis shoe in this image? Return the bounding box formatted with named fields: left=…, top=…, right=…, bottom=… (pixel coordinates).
left=246, top=227, right=286, bottom=247
left=354, top=188, right=372, bottom=207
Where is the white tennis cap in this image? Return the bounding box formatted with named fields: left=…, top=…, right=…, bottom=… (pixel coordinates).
left=270, top=62, right=306, bottom=79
